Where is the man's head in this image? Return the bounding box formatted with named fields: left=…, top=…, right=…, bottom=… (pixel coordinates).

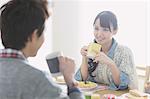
left=0, top=0, right=49, bottom=57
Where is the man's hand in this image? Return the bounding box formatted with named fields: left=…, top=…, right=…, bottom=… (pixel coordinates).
left=58, top=56, right=77, bottom=87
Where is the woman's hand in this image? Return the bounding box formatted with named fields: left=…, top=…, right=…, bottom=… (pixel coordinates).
left=93, top=52, right=113, bottom=65
left=80, top=46, right=89, bottom=80
left=80, top=46, right=88, bottom=57
left=93, top=52, right=121, bottom=85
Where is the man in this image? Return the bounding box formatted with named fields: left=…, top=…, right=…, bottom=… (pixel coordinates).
left=0, top=0, right=84, bottom=99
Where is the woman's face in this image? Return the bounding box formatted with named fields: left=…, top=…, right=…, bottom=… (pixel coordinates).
left=93, top=18, right=116, bottom=45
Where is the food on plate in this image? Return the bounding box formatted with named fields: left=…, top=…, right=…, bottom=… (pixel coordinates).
left=129, top=89, right=147, bottom=97
left=126, top=89, right=148, bottom=99
left=78, top=81, right=97, bottom=89
left=126, top=93, right=148, bottom=99
left=102, top=94, right=117, bottom=99
left=53, top=76, right=65, bottom=84
left=129, top=89, right=143, bottom=97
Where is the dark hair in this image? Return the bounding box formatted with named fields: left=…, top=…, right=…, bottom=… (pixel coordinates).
left=0, top=0, right=49, bottom=50
left=93, top=11, right=118, bottom=32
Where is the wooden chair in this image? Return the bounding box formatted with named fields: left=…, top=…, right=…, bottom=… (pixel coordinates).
left=144, top=66, right=150, bottom=84
left=136, top=66, right=150, bottom=80
left=136, top=65, right=150, bottom=92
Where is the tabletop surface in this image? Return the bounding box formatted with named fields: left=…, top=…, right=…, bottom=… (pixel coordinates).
left=94, top=89, right=129, bottom=96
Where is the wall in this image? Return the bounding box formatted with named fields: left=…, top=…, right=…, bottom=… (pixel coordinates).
left=52, top=0, right=81, bottom=66
left=147, top=0, right=150, bottom=66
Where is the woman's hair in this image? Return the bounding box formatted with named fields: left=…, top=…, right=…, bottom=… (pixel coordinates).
left=0, top=0, right=49, bottom=50
left=93, top=11, right=118, bottom=32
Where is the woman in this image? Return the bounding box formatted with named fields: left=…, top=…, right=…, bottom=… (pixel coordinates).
left=75, top=11, right=138, bottom=90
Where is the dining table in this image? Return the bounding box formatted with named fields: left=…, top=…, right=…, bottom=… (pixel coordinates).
left=80, top=84, right=129, bottom=99
left=58, top=83, right=129, bottom=98
left=94, top=88, right=129, bottom=96
left=53, top=76, right=150, bottom=99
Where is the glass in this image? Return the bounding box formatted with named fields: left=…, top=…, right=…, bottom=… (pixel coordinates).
left=91, top=94, right=100, bottom=99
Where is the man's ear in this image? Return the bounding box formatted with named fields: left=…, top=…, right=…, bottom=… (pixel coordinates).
left=28, top=29, right=38, bottom=41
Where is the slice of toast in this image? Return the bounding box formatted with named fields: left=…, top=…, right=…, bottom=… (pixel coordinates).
left=126, top=93, right=147, bottom=99
left=129, top=90, right=142, bottom=97
left=129, top=90, right=147, bottom=97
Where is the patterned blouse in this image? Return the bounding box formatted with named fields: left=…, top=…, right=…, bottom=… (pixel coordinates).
left=75, top=38, right=138, bottom=90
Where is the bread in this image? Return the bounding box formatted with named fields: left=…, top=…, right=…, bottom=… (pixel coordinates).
left=126, top=90, right=148, bottom=99
left=126, top=93, right=146, bottom=99
left=129, top=90, right=143, bottom=97
left=56, top=77, right=65, bottom=83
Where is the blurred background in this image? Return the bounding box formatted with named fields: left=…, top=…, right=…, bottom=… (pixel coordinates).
left=0, top=0, right=149, bottom=79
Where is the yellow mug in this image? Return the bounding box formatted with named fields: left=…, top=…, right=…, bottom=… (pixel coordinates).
left=87, top=43, right=101, bottom=59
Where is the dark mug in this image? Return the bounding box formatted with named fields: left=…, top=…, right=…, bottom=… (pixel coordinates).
left=46, top=51, right=63, bottom=77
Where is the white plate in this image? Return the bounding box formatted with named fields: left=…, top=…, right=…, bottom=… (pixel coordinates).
left=55, top=80, right=66, bottom=84
left=53, top=77, right=66, bottom=85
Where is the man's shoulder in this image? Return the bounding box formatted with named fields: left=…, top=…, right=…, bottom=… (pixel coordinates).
left=0, top=58, right=46, bottom=80
left=16, top=60, right=46, bottom=79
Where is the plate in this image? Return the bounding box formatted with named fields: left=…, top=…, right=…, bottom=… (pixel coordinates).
left=120, top=93, right=150, bottom=99
left=56, top=80, right=66, bottom=84
left=78, top=81, right=97, bottom=91
left=53, top=76, right=66, bottom=84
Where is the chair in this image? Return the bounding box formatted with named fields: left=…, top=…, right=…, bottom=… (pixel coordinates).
left=136, top=65, right=150, bottom=92
left=144, top=66, right=150, bottom=84
left=136, top=66, right=150, bottom=81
